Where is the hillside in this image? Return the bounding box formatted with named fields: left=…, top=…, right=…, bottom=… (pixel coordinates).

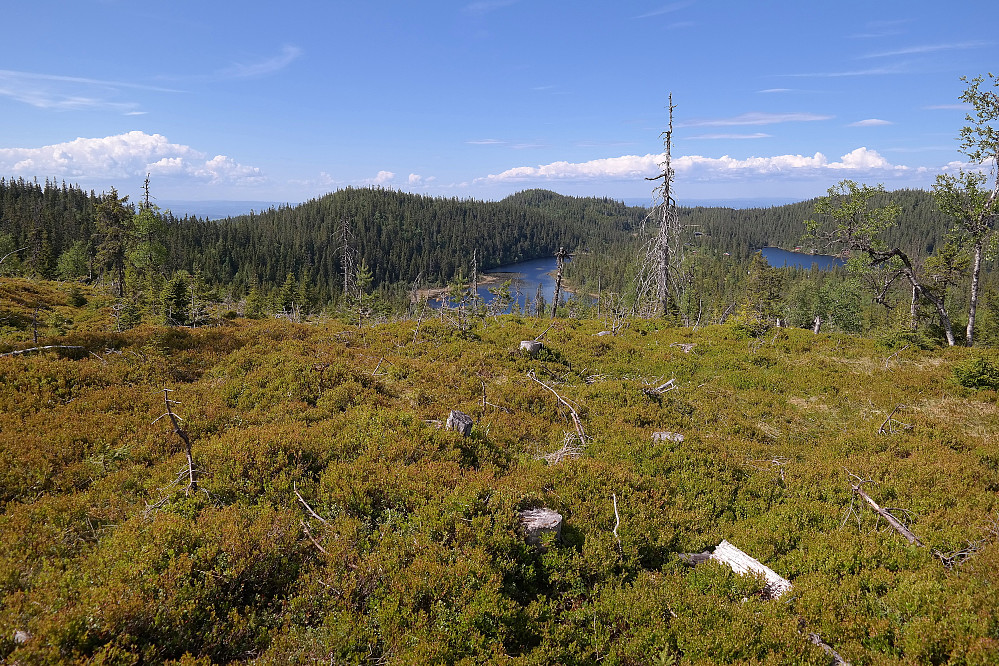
left=2, top=283, right=999, bottom=664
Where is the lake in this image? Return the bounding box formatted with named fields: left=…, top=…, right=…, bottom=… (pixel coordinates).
left=431, top=256, right=565, bottom=312
left=761, top=247, right=845, bottom=270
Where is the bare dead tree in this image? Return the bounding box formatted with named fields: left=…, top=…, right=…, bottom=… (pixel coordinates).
left=551, top=246, right=567, bottom=318
left=635, top=94, right=687, bottom=318
left=337, top=215, right=356, bottom=302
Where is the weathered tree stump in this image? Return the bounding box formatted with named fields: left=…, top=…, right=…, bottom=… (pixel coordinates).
left=652, top=431, right=684, bottom=443
left=519, top=340, right=543, bottom=356
left=518, top=508, right=563, bottom=548
left=446, top=410, right=473, bottom=437
left=597, top=330, right=613, bottom=337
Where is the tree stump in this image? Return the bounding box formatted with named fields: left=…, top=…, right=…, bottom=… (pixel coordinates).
left=519, top=340, right=543, bottom=356
left=518, top=508, right=563, bottom=548
left=446, top=410, right=473, bottom=437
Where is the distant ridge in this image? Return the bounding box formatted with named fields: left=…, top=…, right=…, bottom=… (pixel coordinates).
left=620, top=196, right=806, bottom=209
left=159, top=200, right=292, bottom=220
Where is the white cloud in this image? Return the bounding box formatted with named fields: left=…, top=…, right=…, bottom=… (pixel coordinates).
left=862, top=41, right=990, bottom=59
left=0, top=69, right=179, bottom=113
left=218, top=45, right=303, bottom=79
left=849, top=118, right=893, bottom=127
left=0, top=131, right=264, bottom=185
left=360, top=170, right=395, bottom=186
left=680, top=112, right=832, bottom=127
left=688, top=133, right=772, bottom=140
left=467, top=139, right=505, bottom=145
left=634, top=2, right=692, bottom=19
left=463, top=0, right=518, bottom=15
left=476, top=147, right=914, bottom=185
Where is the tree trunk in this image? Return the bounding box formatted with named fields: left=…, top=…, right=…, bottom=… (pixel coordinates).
left=967, top=240, right=982, bottom=346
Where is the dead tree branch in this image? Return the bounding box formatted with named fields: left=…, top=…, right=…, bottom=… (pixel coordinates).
left=844, top=470, right=923, bottom=546
left=612, top=493, right=622, bottom=553
left=159, top=389, right=198, bottom=495
left=527, top=369, right=586, bottom=443
left=878, top=404, right=911, bottom=435
left=0, top=345, right=85, bottom=358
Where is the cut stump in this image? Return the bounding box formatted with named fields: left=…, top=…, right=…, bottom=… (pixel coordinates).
left=518, top=508, right=563, bottom=548
left=446, top=410, right=473, bottom=437
left=519, top=340, right=543, bottom=356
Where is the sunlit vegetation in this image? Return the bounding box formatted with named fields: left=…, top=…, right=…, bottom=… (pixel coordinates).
left=2, top=282, right=998, bottom=664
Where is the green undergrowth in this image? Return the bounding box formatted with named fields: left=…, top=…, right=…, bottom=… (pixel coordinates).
left=2, top=304, right=998, bottom=664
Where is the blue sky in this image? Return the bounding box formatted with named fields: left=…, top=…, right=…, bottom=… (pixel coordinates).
left=0, top=1, right=995, bottom=206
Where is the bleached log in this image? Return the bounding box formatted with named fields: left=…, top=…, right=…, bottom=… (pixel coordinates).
left=518, top=508, right=563, bottom=548
left=711, top=540, right=792, bottom=599
left=652, top=431, right=684, bottom=443
left=597, top=330, right=613, bottom=336
left=446, top=410, right=474, bottom=437
left=681, top=540, right=792, bottom=600
left=519, top=340, right=543, bottom=356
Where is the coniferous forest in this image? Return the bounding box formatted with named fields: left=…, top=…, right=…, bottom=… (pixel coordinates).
left=2, top=156, right=999, bottom=664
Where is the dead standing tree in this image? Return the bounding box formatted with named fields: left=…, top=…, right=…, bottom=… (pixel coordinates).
left=550, top=246, right=567, bottom=318
left=636, top=94, right=686, bottom=318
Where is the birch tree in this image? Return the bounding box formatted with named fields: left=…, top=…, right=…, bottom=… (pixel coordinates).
left=933, top=73, right=999, bottom=346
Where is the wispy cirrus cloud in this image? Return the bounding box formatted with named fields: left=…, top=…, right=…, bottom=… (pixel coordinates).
left=463, top=0, right=519, bottom=15
left=217, top=45, right=303, bottom=79
left=0, top=131, right=264, bottom=185
left=782, top=64, right=908, bottom=78
left=861, top=41, right=990, bottom=59
left=0, top=69, right=180, bottom=113
left=680, top=112, right=832, bottom=127
left=634, top=2, right=692, bottom=19
left=849, top=118, right=893, bottom=127
left=475, top=147, right=918, bottom=185
left=688, top=133, right=772, bottom=140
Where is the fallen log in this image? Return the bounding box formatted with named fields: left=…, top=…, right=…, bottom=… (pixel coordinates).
left=680, top=539, right=792, bottom=600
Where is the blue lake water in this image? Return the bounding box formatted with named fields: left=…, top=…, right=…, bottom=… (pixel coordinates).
left=431, top=256, right=565, bottom=312
left=761, top=247, right=845, bottom=270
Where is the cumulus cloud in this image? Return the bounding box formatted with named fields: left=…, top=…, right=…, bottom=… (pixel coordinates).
left=359, top=170, right=395, bottom=186
left=0, top=131, right=264, bottom=185
left=475, top=147, right=914, bottom=185
left=849, top=118, right=893, bottom=127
